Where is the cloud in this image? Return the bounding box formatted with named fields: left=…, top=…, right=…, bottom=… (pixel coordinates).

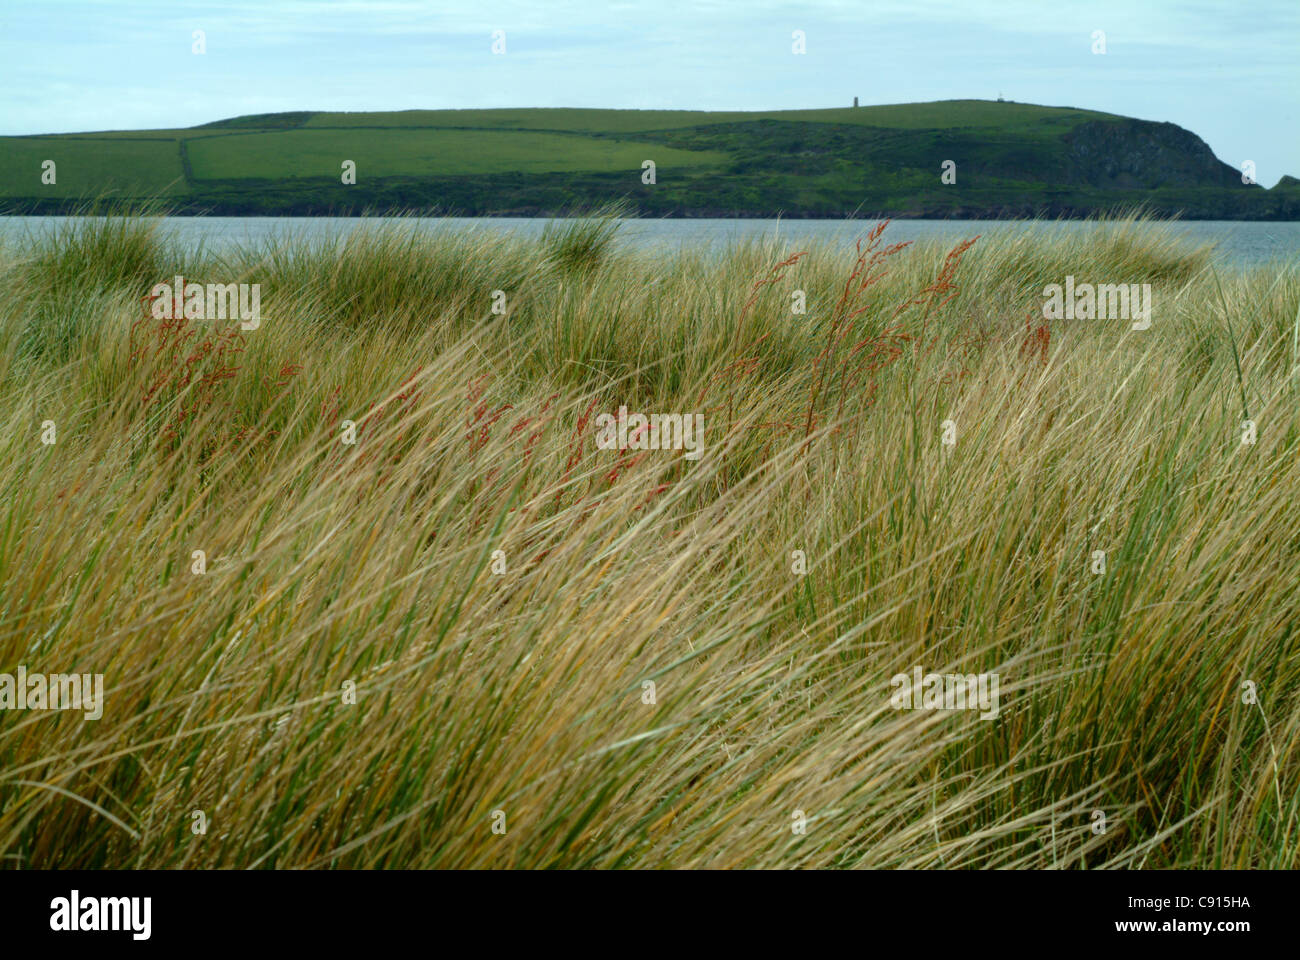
left=1, top=0, right=1295, bottom=180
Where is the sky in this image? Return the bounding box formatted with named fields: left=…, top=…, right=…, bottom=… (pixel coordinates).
left=1, top=0, right=1296, bottom=186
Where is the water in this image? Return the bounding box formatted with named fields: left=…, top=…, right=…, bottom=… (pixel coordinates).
left=2, top=216, right=1298, bottom=267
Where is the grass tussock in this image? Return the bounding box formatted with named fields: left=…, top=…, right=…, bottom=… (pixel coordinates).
left=0, top=210, right=1298, bottom=869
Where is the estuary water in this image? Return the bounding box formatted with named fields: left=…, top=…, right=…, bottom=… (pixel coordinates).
left=1, top=216, right=1298, bottom=267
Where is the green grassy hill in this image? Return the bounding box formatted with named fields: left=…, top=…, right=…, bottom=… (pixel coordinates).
left=2, top=100, right=1295, bottom=218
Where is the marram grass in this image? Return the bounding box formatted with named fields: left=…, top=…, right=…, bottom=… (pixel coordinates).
left=0, top=212, right=1297, bottom=869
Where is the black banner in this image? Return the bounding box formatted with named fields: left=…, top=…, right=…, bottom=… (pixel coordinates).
left=0, top=870, right=1272, bottom=947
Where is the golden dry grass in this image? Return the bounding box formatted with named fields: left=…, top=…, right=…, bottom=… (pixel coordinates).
left=0, top=211, right=1297, bottom=868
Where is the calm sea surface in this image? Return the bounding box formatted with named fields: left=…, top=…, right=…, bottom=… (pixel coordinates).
left=2, top=216, right=1298, bottom=266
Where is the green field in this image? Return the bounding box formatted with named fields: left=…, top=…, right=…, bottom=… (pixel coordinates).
left=187, top=127, right=729, bottom=179
left=0, top=137, right=188, bottom=199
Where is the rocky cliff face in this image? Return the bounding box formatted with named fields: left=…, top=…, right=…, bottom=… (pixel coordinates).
left=1060, top=119, right=1247, bottom=190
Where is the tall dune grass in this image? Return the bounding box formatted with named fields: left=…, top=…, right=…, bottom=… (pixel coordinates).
left=0, top=211, right=1297, bottom=868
